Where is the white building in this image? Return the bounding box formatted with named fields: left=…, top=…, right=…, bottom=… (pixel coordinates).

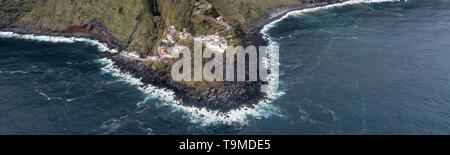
left=168, top=25, right=176, bottom=34
left=178, top=32, right=188, bottom=40
left=216, top=16, right=223, bottom=21
left=203, top=32, right=227, bottom=53
left=167, top=34, right=175, bottom=44
left=159, top=48, right=172, bottom=58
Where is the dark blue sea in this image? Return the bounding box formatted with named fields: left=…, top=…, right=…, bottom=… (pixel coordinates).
left=1, top=0, right=449, bottom=134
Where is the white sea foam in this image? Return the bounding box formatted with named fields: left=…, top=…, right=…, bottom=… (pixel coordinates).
left=260, top=0, right=402, bottom=88
left=261, top=0, right=402, bottom=38
left=35, top=89, right=63, bottom=101
left=100, top=115, right=130, bottom=135
left=256, top=0, right=401, bottom=125
left=98, top=57, right=283, bottom=126
left=1, top=0, right=400, bottom=126
left=0, top=70, right=28, bottom=74
left=0, top=31, right=118, bottom=53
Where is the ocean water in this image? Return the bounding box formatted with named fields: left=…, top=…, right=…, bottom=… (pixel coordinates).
left=1, top=0, right=450, bottom=134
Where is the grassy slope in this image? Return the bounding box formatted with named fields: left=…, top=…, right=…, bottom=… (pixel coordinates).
left=0, top=0, right=316, bottom=53
left=157, top=0, right=193, bottom=28
left=0, top=0, right=36, bottom=27
left=16, top=0, right=144, bottom=46
left=209, top=0, right=307, bottom=32
left=0, top=0, right=324, bottom=91
left=6, top=0, right=196, bottom=55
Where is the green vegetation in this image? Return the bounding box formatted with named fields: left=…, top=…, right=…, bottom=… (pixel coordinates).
left=18, top=0, right=145, bottom=46
left=156, top=62, right=168, bottom=72
left=210, top=0, right=306, bottom=32
left=157, top=0, right=193, bottom=30
left=192, top=15, right=225, bottom=36
left=0, top=0, right=326, bottom=90
left=0, top=0, right=36, bottom=27
left=0, top=0, right=313, bottom=53
left=202, top=6, right=220, bottom=18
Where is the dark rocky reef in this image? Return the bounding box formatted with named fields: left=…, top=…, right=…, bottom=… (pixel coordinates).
left=104, top=53, right=266, bottom=112
left=3, top=18, right=123, bottom=50
left=0, top=0, right=351, bottom=112
left=2, top=16, right=267, bottom=113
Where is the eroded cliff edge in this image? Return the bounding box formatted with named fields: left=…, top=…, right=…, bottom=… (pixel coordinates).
left=0, top=0, right=348, bottom=112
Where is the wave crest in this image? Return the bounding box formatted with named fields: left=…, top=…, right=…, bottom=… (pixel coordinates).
left=0, top=31, right=118, bottom=53
left=261, top=0, right=402, bottom=37
left=98, top=58, right=283, bottom=126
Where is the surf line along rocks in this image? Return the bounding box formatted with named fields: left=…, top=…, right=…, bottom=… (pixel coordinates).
left=105, top=51, right=267, bottom=112
left=0, top=0, right=355, bottom=113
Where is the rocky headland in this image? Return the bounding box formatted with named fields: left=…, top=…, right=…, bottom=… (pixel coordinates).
left=0, top=0, right=350, bottom=112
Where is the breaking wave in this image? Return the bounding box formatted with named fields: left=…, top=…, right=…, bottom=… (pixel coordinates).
left=0, top=31, right=118, bottom=53
left=0, top=0, right=399, bottom=126
left=255, top=0, right=403, bottom=125
left=0, top=70, right=28, bottom=74
left=0, top=31, right=279, bottom=126
left=261, top=0, right=402, bottom=38
left=98, top=57, right=283, bottom=126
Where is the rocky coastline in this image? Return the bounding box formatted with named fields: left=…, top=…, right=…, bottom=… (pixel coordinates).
left=105, top=53, right=266, bottom=112
left=0, top=18, right=123, bottom=50
left=244, top=0, right=349, bottom=47
left=0, top=0, right=349, bottom=112
left=0, top=19, right=267, bottom=112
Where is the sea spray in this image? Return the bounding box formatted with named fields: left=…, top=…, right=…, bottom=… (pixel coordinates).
left=261, top=0, right=402, bottom=37
left=98, top=57, right=283, bottom=126
left=259, top=0, right=402, bottom=98
left=0, top=30, right=283, bottom=126
left=0, top=31, right=118, bottom=53
left=0, top=0, right=400, bottom=126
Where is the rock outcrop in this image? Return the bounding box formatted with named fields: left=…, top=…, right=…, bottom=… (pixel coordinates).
left=0, top=0, right=349, bottom=112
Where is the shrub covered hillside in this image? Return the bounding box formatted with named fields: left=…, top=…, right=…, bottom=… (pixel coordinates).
left=209, top=0, right=328, bottom=32
left=0, top=0, right=193, bottom=56
left=0, top=0, right=327, bottom=55
left=0, top=0, right=36, bottom=28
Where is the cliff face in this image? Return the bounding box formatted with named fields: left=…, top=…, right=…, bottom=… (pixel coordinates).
left=0, top=0, right=36, bottom=28
left=0, top=0, right=339, bottom=111
left=210, top=0, right=305, bottom=32
left=0, top=0, right=317, bottom=54
left=0, top=0, right=193, bottom=56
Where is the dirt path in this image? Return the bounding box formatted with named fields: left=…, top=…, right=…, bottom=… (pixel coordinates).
left=194, top=1, right=231, bottom=34
left=125, top=1, right=231, bottom=62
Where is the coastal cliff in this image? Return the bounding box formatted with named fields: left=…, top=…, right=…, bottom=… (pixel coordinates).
left=0, top=0, right=348, bottom=112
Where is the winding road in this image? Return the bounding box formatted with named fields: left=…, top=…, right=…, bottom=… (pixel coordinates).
left=194, top=1, right=231, bottom=34
left=124, top=1, right=231, bottom=62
